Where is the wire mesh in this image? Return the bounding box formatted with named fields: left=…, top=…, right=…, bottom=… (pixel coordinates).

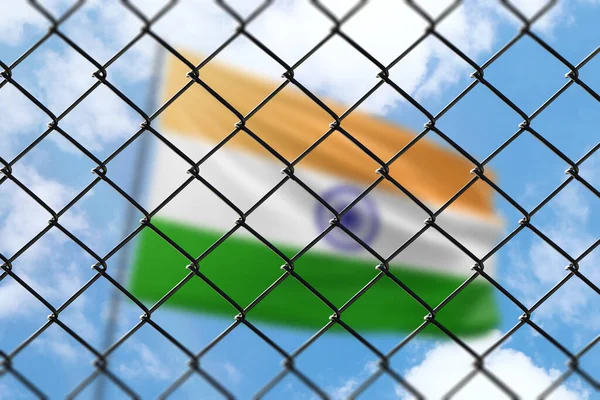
left=1, top=0, right=599, bottom=399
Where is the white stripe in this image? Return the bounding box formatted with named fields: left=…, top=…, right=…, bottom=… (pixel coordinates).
left=148, top=133, right=503, bottom=278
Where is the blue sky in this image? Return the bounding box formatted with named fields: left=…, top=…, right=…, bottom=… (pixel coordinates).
left=1, top=0, right=600, bottom=399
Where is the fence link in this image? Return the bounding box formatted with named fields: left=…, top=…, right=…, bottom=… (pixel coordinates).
left=1, top=0, right=599, bottom=398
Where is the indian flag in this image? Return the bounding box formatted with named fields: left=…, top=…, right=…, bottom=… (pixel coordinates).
left=129, top=50, right=503, bottom=336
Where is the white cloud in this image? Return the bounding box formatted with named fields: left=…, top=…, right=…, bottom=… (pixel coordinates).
left=0, top=1, right=598, bottom=396
left=23, top=260, right=96, bottom=365
left=400, top=332, right=589, bottom=399
left=32, top=326, right=81, bottom=363
left=0, top=164, right=92, bottom=332
left=0, top=2, right=48, bottom=44
left=331, top=378, right=359, bottom=400
left=0, top=0, right=116, bottom=67
left=1, top=0, right=593, bottom=160
left=0, top=162, right=103, bottom=370
left=146, top=0, right=498, bottom=115
left=0, top=164, right=89, bottom=257
left=0, top=1, right=148, bottom=157
left=0, top=280, right=39, bottom=320
left=32, top=48, right=139, bottom=153
left=0, top=85, right=46, bottom=159
left=327, top=359, right=382, bottom=400
left=141, top=0, right=589, bottom=115
left=506, top=181, right=600, bottom=333
left=117, top=342, right=174, bottom=381
left=223, top=362, right=242, bottom=386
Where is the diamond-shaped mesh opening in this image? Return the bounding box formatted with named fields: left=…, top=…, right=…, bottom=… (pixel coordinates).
left=530, top=276, right=600, bottom=355
left=0, top=178, right=56, bottom=257
left=97, top=33, right=160, bottom=96
left=435, top=1, right=518, bottom=62
left=57, top=275, right=125, bottom=350
left=0, top=277, right=51, bottom=353
left=57, top=0, right=146, bottom=63
left=13, top=321, right=98, bottom=397
left=386, top=34, right=483, bottom=117
left=14, top=35, right=99, bottom=113
left=530, top=181, right=600, bottom=256
left=183, top=35, right=286, bottom=115
left=502, top=227, right=574, bottom=307
left=433, top=179, right=509, bottom=263
left=481, top=324, right=582, bottom=399
left=395, top=331, right=488, bottom=397
left=243, top=265, right=334, bottom=333
left=104, top=323, right=191, bottom=398
left=148, top=304, right=235, bottom=360
left=150, top=0, right=239, bottom=56
left=0, top=84, right=49, bottom=161
left=292, top=35, right=383, bottom=110
left=339, top=273, right=436, bottom=339
left=199, top=322, right=284, bottom=397
left=127, top=221, right=241, bottom=319
left=486, top=127, right=576, bottom=212
left=435, top=83, right=524, bottom=161
left=198, top=128, right=289, bottom=211
left=61, top=178, right=144, bottom=256
left=186, top=227, right=285, bottom=312
left=244, top=0, right=331, bottom=64
left=385, top=131, right=480, bottom=213
left=244, top=179, right=324, bottom=259
left=106, top=130, right=193, bottom=213
left=529, top=84, right=600, bottom=162
left=341, top=1, right=427, bottom=65
left=8, top=227, right=98, bottom=309
left=483, top=34, right=570, bottom=116
left=56, top=83, right=142, bottom=160
left=9, top=130, right=100, bottom=206
left=293, top=330, right=380, bottom=398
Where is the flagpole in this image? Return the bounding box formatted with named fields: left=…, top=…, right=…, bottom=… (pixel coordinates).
left=94, top=42, right=165, bottom=400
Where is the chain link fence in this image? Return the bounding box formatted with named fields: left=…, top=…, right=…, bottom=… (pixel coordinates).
left=1, top=0, right=599, bottom=398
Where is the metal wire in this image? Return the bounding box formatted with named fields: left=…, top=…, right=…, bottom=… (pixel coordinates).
left=1, top=0, right=599, bottom=399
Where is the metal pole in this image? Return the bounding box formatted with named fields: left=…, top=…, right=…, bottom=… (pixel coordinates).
left=94, top=43, right=165, bottom=400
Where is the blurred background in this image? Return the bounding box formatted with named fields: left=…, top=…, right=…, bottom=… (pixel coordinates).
left=1, top=1, right=600, bottom=398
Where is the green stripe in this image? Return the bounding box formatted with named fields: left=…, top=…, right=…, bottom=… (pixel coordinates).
left=129, top=218, right=498, bottom=336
